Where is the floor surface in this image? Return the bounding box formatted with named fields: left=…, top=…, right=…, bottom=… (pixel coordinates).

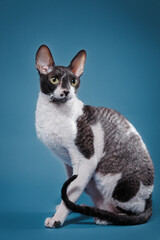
left=0, top=208, right=159, bottom=240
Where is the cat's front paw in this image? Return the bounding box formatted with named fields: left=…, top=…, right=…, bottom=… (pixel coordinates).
left=45, top=217, right=61, bottom=228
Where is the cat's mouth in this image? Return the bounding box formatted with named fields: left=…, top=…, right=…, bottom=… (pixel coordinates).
left=50, top=96, right=71, bottom=104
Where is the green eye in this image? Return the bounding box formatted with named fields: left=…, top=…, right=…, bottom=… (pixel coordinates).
left=50, top=77, right=59, bottom=85
left=71, top=79, right=78, bottom=87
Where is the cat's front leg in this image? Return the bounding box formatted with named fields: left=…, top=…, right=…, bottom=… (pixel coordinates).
left=55, top=164, right=73, bottom=212
left=45, top=151, right=97, bottom=228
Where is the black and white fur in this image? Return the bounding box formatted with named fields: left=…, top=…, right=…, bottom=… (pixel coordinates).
left=35, top=45, right=154, bottom=228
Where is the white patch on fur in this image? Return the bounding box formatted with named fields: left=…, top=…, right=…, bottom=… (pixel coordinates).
left=126, top=121, right=138, bottom=136
left=113, top=183, right=154, bottom=213
left=45, top=217, right=54, bottom=228
left=94, top=172, right=122, bottom=205
left=53, top=85, right=65, bottom=99
left=52, top=85, right=75, bottom=100
left=94, top=218, right=110, bottom=225
left=68, top=86, right=76, bottom=99
left=91, top=122, right=105, bottom=161
left=35, top=92, right=84, bottom=166
left=69, top=122, right=105, bottom=174
left=126, top=120, right=147, bottom=150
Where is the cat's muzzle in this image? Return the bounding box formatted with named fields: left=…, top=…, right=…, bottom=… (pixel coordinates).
left=50, top=95, right=71, bottom=104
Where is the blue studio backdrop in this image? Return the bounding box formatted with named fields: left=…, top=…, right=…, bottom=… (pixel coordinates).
left=0, top=0, right=160, bottom=239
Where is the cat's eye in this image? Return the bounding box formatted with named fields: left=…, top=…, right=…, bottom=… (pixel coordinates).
left=71, top=79, right=78, bottom=87
left=50, top=77, right=59, bottom=85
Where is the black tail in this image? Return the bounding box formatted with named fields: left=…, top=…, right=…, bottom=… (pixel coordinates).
left=61, top=175, right=152, bottom=226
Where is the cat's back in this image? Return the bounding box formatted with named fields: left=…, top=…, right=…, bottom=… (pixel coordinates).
left=79, top=104, right=134, bottom=135
left=79, top=104, right=153, bottom=173
left=80, top=105, right=154, bottom=186
left=81, top=104, right=145, bottom=144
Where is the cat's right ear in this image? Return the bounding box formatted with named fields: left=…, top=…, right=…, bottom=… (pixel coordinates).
left=36, top=45, right=55, bottom=74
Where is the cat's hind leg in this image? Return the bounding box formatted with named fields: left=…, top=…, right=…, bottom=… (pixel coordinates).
left=85, top=177, right=120, bottom=225
left=93, top=172, right=122, bottom=225
left=85, top=177, right=104, bottom=209
left=94, top=203, right=120, bottom=225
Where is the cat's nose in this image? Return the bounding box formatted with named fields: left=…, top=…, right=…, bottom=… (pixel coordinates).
left=63, top=90, right=70, bottom=97
left=60, top=90, right=70, bottom=97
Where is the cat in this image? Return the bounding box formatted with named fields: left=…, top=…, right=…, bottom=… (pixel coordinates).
left=35, top=45, right=154, bottom=228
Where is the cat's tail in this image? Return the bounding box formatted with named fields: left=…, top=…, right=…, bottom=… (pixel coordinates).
left=61, top=175, right=152, bottom=226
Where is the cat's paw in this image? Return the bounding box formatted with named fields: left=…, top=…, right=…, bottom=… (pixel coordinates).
left=94, top=217, right=110, bottom=225
left=44, top=217, right=61, bottom=228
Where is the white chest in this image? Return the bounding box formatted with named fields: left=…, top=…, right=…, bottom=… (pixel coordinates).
left=35, top=92, right=84, bottom=163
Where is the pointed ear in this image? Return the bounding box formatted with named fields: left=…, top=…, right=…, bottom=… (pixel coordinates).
left=36, top=45, right=55, bottom=74
left=69, top=50, right=86, bottom=77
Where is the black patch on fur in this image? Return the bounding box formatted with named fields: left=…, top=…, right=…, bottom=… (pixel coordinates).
left=145, top=196, right=152, bottom=210
left=40, top=74, right=56, bottom=94
left=75, top=105, right=96, bottom=159
left=53, top=221, right=61, bottom=228
left=112, top=176, right=140, bottom=202
left=140, top=166, right=154, bottom=186
left=39, top=66, right=80, bottom=96
left=61, top=77, right=70, bottom=90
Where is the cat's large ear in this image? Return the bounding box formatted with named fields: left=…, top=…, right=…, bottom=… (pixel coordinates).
left=68, top=50, right=86, bottom=77
left=36, top=45, right=55, bottom=74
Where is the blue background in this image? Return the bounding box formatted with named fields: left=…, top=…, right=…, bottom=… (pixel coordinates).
left=0, top=0, right=160, bottom=239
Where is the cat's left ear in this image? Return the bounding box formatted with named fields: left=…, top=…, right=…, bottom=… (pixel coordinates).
left=68, top=50, right=86, bottom=77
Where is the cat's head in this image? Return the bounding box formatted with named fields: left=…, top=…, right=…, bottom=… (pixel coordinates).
left=35, top=45, right=86, bottom=103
